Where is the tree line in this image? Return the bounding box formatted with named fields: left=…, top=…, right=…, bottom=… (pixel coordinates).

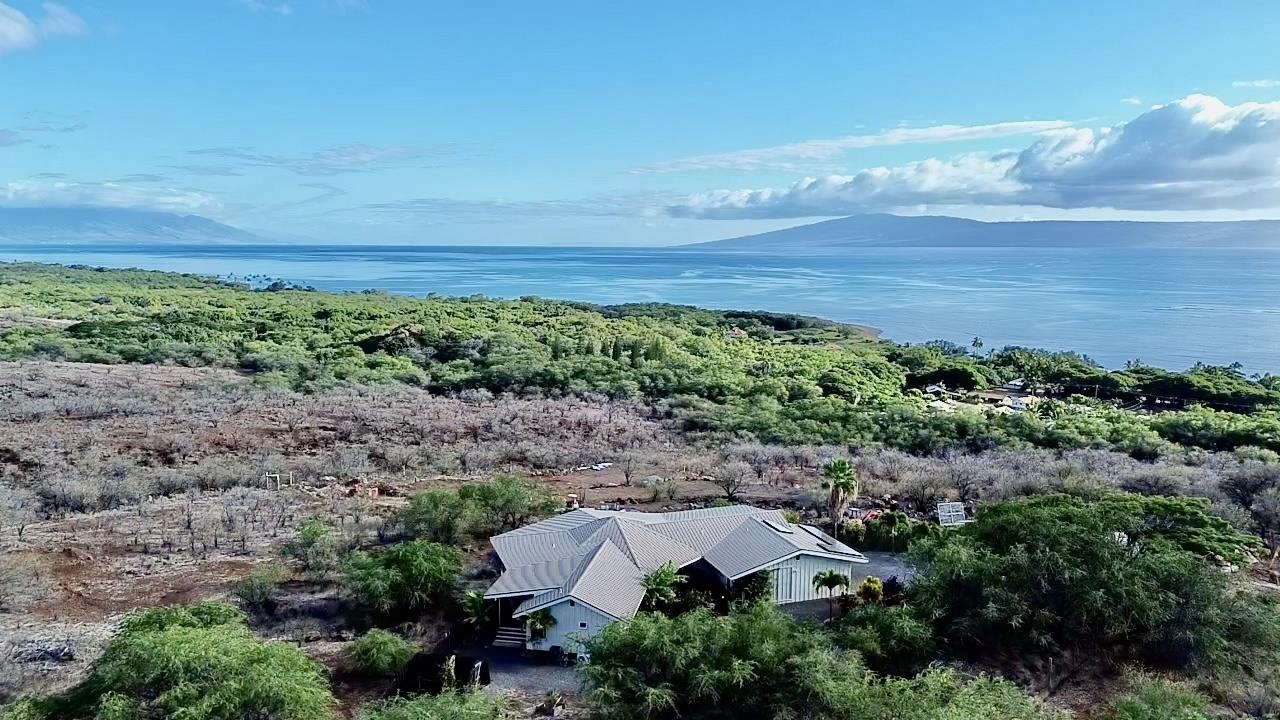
left=1, top=263, right=1276, bottom=457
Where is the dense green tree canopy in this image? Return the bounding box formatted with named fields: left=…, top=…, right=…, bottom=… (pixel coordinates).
left=1, top=262, right=1277, bottom=455
left=343, top=540, right=461, bottom=618
left=908, top=494, right=1279, bottom=672
left=581, top=603, right=1061, bottom=720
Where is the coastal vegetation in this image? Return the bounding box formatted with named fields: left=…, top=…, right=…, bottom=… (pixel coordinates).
left=4, top=262, right=1280, bottom=719
left=0, top=263, right=1276, bottom=458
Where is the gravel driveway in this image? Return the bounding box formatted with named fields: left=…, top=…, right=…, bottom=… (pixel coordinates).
left=484, top=648, right=585, bottom=695
left=855, top=550, right=915, bottom=583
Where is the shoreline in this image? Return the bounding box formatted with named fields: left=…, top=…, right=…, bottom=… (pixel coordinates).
left=0, top=249, right=1274, bottom=374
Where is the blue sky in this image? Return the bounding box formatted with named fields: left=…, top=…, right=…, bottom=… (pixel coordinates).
left=3, top=1, right=1280, bottom=245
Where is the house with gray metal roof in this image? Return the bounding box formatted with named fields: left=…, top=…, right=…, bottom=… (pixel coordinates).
left=484, top=505, right=867, bottom=653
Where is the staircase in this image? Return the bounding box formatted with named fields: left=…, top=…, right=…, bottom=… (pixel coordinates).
left=492, top=626, right=526, bottom=649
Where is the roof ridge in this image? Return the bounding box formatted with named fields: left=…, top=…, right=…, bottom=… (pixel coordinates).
left=614, top=516, right=697, bottom=552
left=564, top=538, right=616, bottom=592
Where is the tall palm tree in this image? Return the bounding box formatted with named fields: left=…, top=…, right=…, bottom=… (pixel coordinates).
left=812, top=570, right=850, bottom=621
left=821, top=459, right=859, bottom=538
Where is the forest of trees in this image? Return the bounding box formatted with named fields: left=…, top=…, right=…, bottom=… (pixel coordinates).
left=0, top=263, right=1277, bottom=458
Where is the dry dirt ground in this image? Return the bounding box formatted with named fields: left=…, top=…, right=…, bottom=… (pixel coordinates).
left=0, top=361, right=820, bottom=706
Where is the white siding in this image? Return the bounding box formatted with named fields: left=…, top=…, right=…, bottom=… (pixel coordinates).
left=759, top=554, right=859, bottom=605
left=526, top=599, right=614, bottom=653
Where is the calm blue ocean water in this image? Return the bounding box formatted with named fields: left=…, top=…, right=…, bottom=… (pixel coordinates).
left=3, top=242, right=1278, bottom=373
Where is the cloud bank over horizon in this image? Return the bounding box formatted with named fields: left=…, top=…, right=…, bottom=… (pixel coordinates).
left=668, top=95, right=1280, bottom=220
left=634, top=120, right=1074, bottom=174
left=0, top=180, right=220, bottom=214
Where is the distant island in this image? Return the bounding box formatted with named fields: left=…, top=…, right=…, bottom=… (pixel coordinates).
left=3, top=206, right=1280, bottom=250
left=689, top=213, right=1280, bottom=250
left=0, top=206, right=266, bottom=245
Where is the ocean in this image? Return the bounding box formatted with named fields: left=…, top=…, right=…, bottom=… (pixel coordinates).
left=2, top=242, right=1277, bottom=373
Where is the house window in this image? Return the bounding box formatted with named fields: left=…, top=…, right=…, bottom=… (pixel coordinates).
left=579, top=622, right=587, bottom=628
left=569, top=600, right=575, bottom=607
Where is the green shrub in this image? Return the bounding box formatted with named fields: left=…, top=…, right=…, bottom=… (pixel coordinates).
left=92, top=693, right=141, bottom=720
left=286, top=519, right=341, bottom=578
left=399, top=476, right=556, bottom=545
left=909, top=494, right=1280, bottom=673
left=0, top=700, right=42, bottom=720
left=346, top=630, right=416, bottom=677
left=582, top=603, right=860, bottom=720
left=40, top=602, right=333, bottom=720
left=231, top=564, right=284, bottom=613
left=456, top=475, right=557, bottom=536
left=581, top=603, right=1058, bottom=720
left=854, top=576, right=883, bottom=604
left=116, top=601, right=247, bottom=635
left=399, top=490, right=468, bottom=544
left=357, top=692, right=504, bottom=720
left=833, top=603, right=935, bottom=677
left=856, top=669, right=1064, bottom=720
left=343, top=540, right=461, bottom=618
left=846, top=511, right=941, bottom=553
left=1102, top=676, right=1213, bottom=720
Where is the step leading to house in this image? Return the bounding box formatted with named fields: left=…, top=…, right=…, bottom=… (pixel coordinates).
left=492, top=627, right=526, bottom=648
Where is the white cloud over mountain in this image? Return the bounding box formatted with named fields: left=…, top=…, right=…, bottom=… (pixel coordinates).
left=636, top=120, right=1072, bottom=173
left=0, top=180, right=220, bottom=214
left=669, top=95, right=1280, bottom=219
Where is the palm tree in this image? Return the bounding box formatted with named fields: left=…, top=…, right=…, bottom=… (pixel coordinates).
left=878, top=510, right=904, bottom=551
left=970, top=336, right=984, bottom=352
left=641, top=562, right=686, bottom=613
left=525, top=609, right=557, bottom=643
left=812, top=570, right=850, bottom=621
left=462, top=590, right=491, bottom=635
left=821, top=459, right=859, bottom=538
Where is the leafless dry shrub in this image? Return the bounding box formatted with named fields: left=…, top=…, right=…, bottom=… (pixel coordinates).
left=0, top=553, right=50, bottom=613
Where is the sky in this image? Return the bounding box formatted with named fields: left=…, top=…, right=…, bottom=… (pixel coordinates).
left=3, top=1, right=1280, bottom=245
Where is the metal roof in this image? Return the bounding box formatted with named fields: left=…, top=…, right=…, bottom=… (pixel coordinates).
left=703, top=518, right=867, bottom=579
left=511, top=540, right=648, bottom=620
left=485, top=551, right=586, bottom=597
left=488, top=505, right=864, bottom=619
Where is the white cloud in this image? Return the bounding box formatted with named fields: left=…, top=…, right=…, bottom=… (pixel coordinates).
left=0, top=3, right=38, bottom=54
left=0, top=180, right=220, bottom=214
left=359, top=192, right=674, bottom=223
left=1121, top=97, right=1143, bottom=105
left=38, top=2, right=86, bottom=36
left=188, top=143, right=449, bottom=176
left=0, top=2, right=86, bottom=55
left=634, top=120, right=1073, bottom=173
left=233, top=0, right=294, bottom=15
left=669, top=95, right=1280, bottom=219
left=1233, top=79, right=1280, bottom=88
